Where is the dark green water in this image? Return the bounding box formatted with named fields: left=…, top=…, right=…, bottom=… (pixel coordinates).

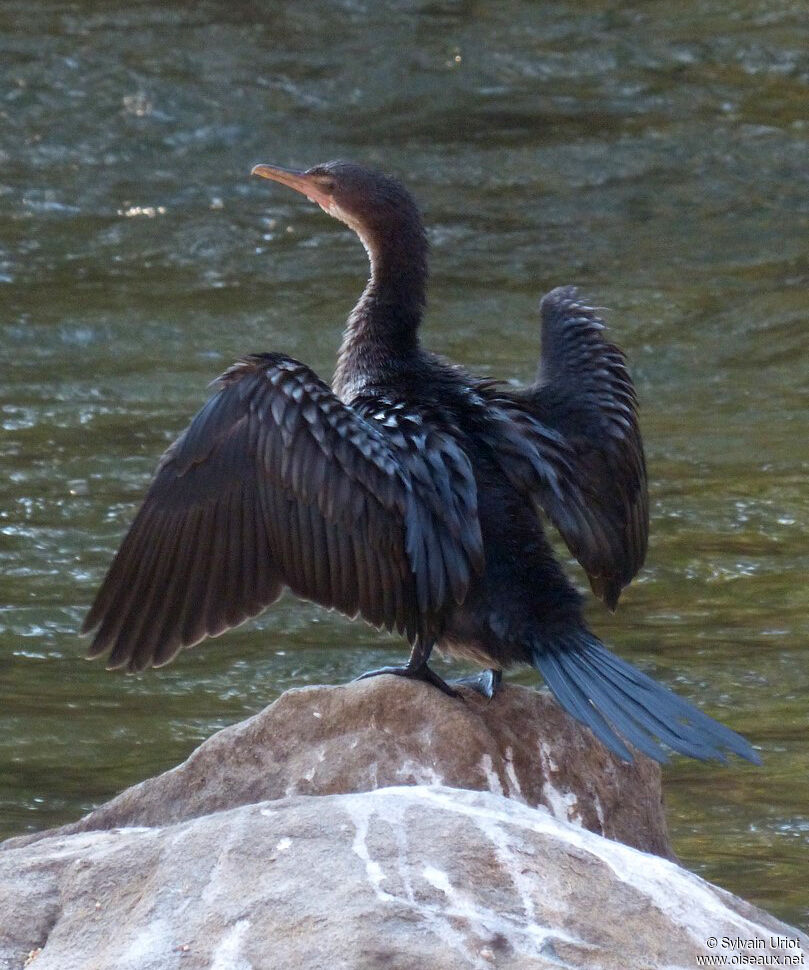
left=1, top=0, right=807, bottom=930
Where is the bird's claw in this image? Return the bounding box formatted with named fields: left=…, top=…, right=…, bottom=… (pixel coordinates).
left=449, top=668, right=502, bottom=699
left=355, top=664, right=461, bottom=698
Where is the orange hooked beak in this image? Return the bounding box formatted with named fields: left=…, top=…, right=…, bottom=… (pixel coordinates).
left=251, top=164, right=332, bottom=209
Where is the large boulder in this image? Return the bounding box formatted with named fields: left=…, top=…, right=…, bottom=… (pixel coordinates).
left=4, top=678, right=671, bottom=857
left=1, top=786, right=805, bottom=970
left=3, top=678, right=805, bottom=969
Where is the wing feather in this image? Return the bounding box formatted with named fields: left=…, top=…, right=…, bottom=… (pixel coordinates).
left=485, top=287, right=648, bottom=610
left=84, top=353, right=482, bottom=670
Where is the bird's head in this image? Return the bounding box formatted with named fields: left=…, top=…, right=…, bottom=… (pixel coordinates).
left=251, top=160, right=423, bottom=257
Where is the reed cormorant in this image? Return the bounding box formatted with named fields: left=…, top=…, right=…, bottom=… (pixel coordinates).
left=83, top=160, right=758, bottom=765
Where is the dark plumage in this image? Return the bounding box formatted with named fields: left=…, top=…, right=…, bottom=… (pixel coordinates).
left=83, top=160, right=759, bottom=765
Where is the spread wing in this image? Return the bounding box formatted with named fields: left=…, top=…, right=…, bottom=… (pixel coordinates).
left=83, top=353, right=483, bottom=672
left=485, top=286, right=648, bottom=610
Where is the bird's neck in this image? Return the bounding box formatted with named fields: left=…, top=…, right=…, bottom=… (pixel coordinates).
left=334, top=224, right=428, bottom=401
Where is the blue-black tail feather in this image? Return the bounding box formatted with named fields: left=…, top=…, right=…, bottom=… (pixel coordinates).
left=531, top=631, right=760, bottom=764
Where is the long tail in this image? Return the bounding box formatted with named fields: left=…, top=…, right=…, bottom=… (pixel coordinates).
left=531, top=631, right=760, bottom=764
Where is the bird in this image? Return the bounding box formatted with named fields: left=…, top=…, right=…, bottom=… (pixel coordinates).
left=83, top=160, right=759, bottom=766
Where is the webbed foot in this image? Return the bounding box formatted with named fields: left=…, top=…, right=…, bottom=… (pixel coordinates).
left=450, top=668, right=502, bottom=699
left=355, top=663, right=460, bottom=698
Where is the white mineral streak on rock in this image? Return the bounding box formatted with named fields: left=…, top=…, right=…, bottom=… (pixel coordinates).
left=210, top=918, right=252, bottom=970
left=503, top=746, right=525, bottom=802
left=387, top=800, right=415, bottom=897
left=543, top=783, right=580, bottom=826
left=592, top=793, right=606, bottom=834
left=595, top=841, right=770, bottom=951
left=195, top=806, right=245, bottom=912
left=469, top=807, right=545, bottom=928
left=419, top=865, right=503, bottom=970
left=413, top=866, right=491, bottom=970
left=342, top=789, right=580, bottom=969
left=48, top=828, right=148, bottom=860
left=395, top=758, right=444, bottom=785
left=539, top=742, right=559, bottom=773
left=422, top=865, right=453, bottom=894
left=345, top=795, right=395, bottom=902
left=120, top=915, right=177, bottom=967
left=479, top=753, right=505, bottom=796
left=401, top=786, right=780, bottom=950
left=539, top=741, right=581, bottom=825
left=418, top=846, right=581, bottom=964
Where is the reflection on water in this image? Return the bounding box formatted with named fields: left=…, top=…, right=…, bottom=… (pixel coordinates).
left=1, top=0, right=807, bottom=929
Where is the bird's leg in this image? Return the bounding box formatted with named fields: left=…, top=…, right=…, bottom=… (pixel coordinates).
left=355, top=640, right=460, bottom=698
left=449, top=668, right=502, bottom=699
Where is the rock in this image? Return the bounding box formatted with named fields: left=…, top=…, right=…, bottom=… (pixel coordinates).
left=4, top=678, right=804, bottom=969
left=1, top=786, right=806, bottom=970
left=4, top=678, right=671, bottom=858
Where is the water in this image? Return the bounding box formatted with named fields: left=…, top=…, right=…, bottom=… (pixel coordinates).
left=1, top=0, right=807, bottom=930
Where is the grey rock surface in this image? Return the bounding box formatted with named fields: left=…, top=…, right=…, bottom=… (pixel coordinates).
left=1, top=786, right=805, bottom=970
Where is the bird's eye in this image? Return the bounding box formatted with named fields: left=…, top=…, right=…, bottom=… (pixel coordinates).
left=318, top=178, right=336, bottom=193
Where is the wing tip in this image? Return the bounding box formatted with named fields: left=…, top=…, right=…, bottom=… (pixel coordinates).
left=539, top=285, right=580, bottom=319
left=539, top=284, right=608, bottom=337
left=589, top=574, right=622, bottom=612
left=80, top=602, right=102, bottom=636
left=540, top=285, right=580, bottom=304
